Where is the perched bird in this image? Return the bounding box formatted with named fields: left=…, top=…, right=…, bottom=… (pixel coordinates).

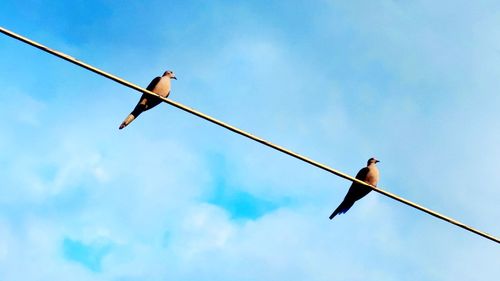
left=329, top=158, right=380, bottom=219
left=119, top=70, right=177, bottom=129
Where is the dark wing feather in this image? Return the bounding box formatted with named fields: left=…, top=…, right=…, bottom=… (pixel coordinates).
left=354, top=167, right=369, bottom=180
left=329, top=167, right=373, bottom=219
left=344, top=167, right=371, bottom=202
left=146, top=77, right=161, bottom=91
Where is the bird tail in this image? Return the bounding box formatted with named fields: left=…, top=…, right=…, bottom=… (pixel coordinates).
left=119, top=114, right=135, bottom=130
left=329, top=200, right=355, bottom=220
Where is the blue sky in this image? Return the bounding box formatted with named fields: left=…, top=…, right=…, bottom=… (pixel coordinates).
left=1, top=0, right=500, bottom=280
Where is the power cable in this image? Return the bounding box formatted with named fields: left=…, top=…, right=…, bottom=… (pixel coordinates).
left=1, top=26, right=498, bottom=244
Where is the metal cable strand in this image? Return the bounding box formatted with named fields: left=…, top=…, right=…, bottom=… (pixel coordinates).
left=1, top=26, right=498, bottom=244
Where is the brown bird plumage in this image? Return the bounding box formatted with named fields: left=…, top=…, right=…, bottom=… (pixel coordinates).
left=329, top=158, right=380, bottom=219
left=119, top=70, right=177, bottom=130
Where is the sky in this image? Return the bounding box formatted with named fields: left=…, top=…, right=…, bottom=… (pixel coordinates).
left=1, top=0, right=500, bottom=280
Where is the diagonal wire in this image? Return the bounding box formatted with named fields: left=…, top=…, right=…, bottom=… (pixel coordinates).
left=1, top=26, right=498, bottom=244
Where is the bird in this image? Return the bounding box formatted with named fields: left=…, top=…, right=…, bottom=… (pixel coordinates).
left=119, top=70, right=177, bottom=130
left=329, top=157, right=380, bottom=220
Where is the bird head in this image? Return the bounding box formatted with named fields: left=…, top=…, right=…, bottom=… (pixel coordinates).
left=367, top=157, right=380, bottom=165
left=163, top=70, right=177, bottom=80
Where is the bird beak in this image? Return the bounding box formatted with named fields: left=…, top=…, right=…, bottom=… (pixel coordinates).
left=375, top=160, right=380, bottom=163
left=172, top=76, right=177, bottom=80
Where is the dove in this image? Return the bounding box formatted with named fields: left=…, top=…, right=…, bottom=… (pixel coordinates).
left=329, top=158, right=380, bottom=219
left=119, top=70, right=177, bottom=129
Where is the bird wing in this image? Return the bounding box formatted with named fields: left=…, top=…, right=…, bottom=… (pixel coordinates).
left=330, top=166, right=375, bottom=219
left=343, top=167, right=371, bottom=202
left=146, top=76, right=161, bottom=91
left=355, top=167, right=369, bottom=180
